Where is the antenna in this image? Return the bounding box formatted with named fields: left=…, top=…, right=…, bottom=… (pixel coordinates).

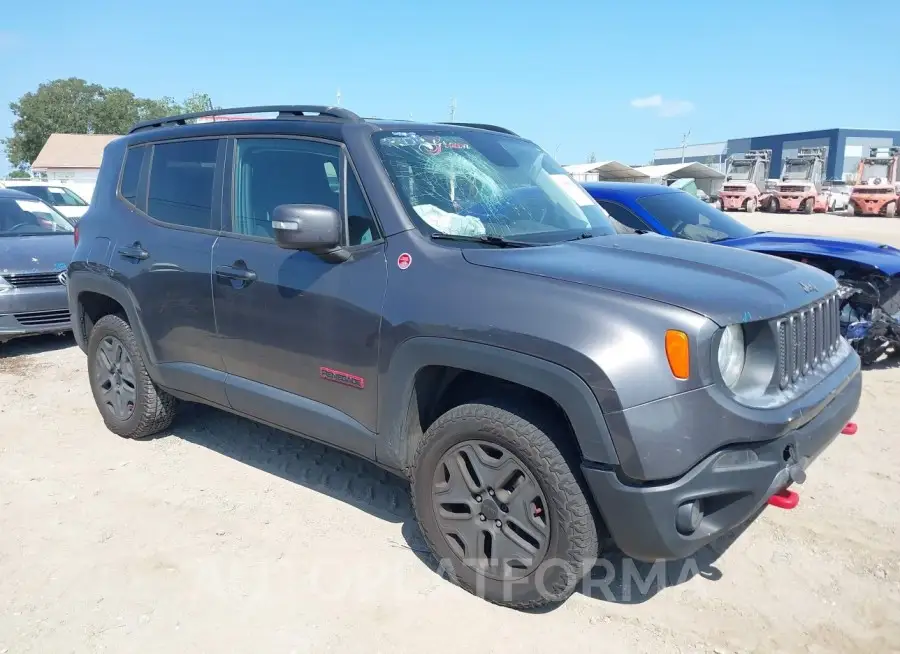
left=336, top=88, right=342, bottom=106
left=680, top=129, right=691, bottom=163
left=449, top=97, right=457, bottom=122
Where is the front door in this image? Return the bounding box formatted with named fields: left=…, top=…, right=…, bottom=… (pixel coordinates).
left=211, top=136, right=386, bottom=459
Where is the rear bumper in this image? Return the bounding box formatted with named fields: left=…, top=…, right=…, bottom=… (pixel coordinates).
left=720, top=194, right=751, bottom=210
left=775, top=195, right=808, bottom=211
left=850, top=196, right=894, bottom=215
left=584, top=357, right=861, bottom=561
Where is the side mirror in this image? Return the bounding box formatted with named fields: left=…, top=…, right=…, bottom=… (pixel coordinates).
left=272, top=204, right=345, bottom=259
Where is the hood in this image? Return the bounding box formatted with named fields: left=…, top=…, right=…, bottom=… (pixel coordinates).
left=462, top=234, right=836, bottom=326
left=720, top=232, right=900, bottom=276
left=55, top=205, right=88, bottom=219
left=0, top=234, right=75, bottom=275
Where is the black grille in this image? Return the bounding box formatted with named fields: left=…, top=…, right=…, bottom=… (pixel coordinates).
left=779, top=186, right=807, bottom=193
left=2, top=272, right=64, bottom=288
left=776, top=293, right=840, bottom=389
left=13, top=309, right=70, bottom=326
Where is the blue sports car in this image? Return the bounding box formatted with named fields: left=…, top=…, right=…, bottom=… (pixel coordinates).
left=581, top=181, right=900, bottom=364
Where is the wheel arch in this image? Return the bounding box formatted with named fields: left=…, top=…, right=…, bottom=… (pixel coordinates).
left=68, top=271, right=156, bottom=370
left=377, top=337, right=619, bottom=475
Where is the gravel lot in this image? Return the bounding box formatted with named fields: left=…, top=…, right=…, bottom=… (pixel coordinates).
left=2, top=213, right=899, bottom=653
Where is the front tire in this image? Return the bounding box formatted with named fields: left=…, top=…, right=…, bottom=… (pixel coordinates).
left=411, top=398, right=599, bottom=609
left=87, top=314, right=176, bottom=439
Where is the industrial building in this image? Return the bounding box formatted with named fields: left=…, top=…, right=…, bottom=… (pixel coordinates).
left=653, top=128, right=900, bottom=182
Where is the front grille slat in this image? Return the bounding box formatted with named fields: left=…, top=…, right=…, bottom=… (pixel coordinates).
left=2, top=272, right=64, bottom=288
left=13, top=309, right=70, bottom=326
left=776, top=292, right=840, bottom=390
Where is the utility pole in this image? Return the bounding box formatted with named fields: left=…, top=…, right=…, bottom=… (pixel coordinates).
left=449, top=97, right=457, bottom=122
left=680, top=129, right=691, bottom=163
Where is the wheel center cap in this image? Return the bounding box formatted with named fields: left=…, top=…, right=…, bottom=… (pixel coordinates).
left=480, top=498, right=501, bottom=521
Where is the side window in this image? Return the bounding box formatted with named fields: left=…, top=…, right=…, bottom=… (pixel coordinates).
left=147, top=139, right=218, bottom=229
left=346, top=169, right=380, bottom=246
left=119, top=146, right=146, bottom=206
left=233, top=138, right=340, bottom=239
left=597, top=200, right=651, bottom=234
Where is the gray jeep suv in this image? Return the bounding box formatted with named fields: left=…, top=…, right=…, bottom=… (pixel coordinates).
left=67, top=106, right=861, bottom=609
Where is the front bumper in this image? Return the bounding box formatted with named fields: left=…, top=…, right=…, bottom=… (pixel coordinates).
left=0, top=285, right=71, bottom=342
left=583, top=357, right=861, bottom=561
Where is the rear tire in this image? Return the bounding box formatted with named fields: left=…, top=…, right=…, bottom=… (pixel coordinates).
left=87, top=314, right=176, bottom=439
left=411, top=398, right=599, bottom=609
left=803, top=198, right=814, bottom=214
left=745, top=198, right=757, bottom=213
left=886, top=202, right=896, bottom=218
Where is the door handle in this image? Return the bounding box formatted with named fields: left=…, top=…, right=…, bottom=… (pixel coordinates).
left=118, top=244, right=149, bottom=260
left=215, top=265, right=257, bottom=282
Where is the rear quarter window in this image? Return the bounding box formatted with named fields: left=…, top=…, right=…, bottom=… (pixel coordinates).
left=119, top=146, right=147, bottom=207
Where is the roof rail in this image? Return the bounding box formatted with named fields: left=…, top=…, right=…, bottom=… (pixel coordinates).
left=438, top=122, right=519, bottom=136
left=129, top=105, right=362, bottom=134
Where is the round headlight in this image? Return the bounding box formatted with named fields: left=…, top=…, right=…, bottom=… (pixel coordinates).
left=718, top=325, right=745, bottom=388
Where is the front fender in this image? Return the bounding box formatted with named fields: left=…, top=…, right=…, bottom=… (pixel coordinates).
left=377, top=336, right=619, bottom=472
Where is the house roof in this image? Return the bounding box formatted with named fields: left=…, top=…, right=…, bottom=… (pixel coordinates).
left=563, top=161, right=649, bottom=180
left=31, top=133, right=120, bottom=170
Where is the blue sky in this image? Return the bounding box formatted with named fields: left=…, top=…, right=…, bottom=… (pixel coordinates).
left=1, top=0, right=897, bottom=175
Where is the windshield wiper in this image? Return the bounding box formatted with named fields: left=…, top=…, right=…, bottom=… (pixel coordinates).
left=430, top=233, right=534, bottom=248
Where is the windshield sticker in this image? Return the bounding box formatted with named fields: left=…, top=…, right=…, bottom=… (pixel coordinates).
left=15, top=199, right=48, bottom=212
left=549, top=174, right=596, bottom=207
left=49, top=187, right=66, bottom=193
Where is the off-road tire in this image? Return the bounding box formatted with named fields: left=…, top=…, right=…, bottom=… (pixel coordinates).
left=411, top=398, right=599, bottom=609
left=87, top=314, right=176, bottom=439
left=885, top=202, right=896, bottom=219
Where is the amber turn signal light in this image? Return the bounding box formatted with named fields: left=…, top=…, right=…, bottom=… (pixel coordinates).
left=665, top=330, right=690, bottom=379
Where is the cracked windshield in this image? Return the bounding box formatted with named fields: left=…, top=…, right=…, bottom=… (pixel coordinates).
left=374, top=130, right=616, bottom=243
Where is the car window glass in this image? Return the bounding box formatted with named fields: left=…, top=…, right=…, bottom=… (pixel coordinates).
left=346, top=170, right=380, bottom=246
left=233, top=138, right=340, bottom=239
left=120, top=146, right=146, bottom=206
left=7, top=185, right=50, bottom=203
left=596, top=200, right=649, bottom=234
left=637, top=191, right=756, bottom=242
left=147, top=140, right=218, bottom=229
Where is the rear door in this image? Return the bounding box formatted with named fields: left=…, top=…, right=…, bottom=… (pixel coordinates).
left=113, top=137, right=227, bottom=405
left=211, top=135, right=387, bottom=458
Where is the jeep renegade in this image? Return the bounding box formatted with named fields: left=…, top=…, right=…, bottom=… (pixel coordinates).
left=67, top=105, right=862, bottom=609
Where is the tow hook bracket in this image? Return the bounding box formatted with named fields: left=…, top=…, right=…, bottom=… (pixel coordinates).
left=768, top=489, right=800, bottom=510
left=841, top=422, right=858, bottom=435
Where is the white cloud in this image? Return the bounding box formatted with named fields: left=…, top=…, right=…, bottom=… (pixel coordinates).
left=630, top=94, right=694, bottom=118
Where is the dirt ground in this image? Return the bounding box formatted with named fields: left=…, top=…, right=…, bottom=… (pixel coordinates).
left=2, top=213, right=899, bottom=654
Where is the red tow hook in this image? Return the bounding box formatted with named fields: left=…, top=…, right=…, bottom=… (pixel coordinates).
left=841, top=422, right=858, bottom=435
left=768, top=489, right=800, bottom=510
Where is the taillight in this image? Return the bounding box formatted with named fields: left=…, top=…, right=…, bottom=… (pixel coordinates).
left=74, top=223, right=80, bottom=246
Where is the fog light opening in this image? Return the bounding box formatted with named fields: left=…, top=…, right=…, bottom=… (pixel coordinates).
left=676, top=499, right=704, bottom=535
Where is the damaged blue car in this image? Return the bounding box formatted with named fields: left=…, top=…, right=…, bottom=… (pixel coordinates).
left=582, top=181, right=900, bottom=365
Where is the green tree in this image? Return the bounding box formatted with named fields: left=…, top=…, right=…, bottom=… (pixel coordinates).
left=3, top=78, right=216, bottom=168
left=7, top=168, right=31, bottom=179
